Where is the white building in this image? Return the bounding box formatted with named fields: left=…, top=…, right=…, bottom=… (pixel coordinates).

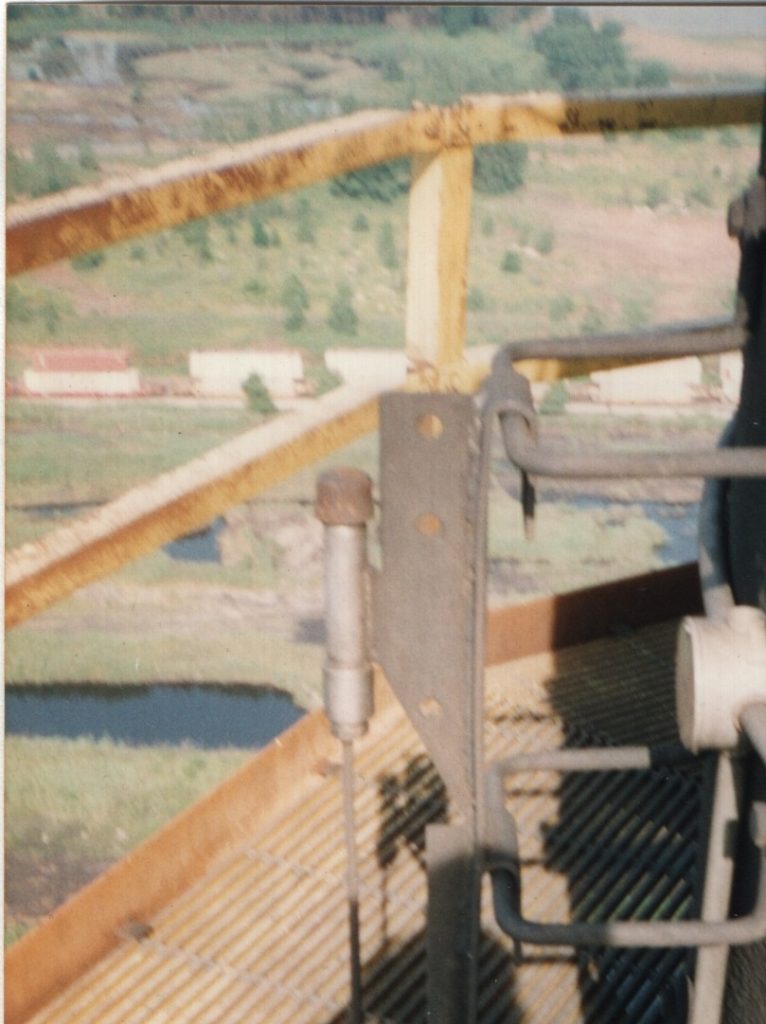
left=590, top=356, right=702, bottom=406
left=189, top=350, right=305, bottom=399
left=323, top=349, right=407, bottom=389
left=23, top=349, right=141, bottom=397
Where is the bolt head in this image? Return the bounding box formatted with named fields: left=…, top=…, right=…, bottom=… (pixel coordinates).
left=315, top=467, right=373, bottom=526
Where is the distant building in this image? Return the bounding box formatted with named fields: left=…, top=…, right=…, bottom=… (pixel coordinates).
left=189, top=350, right=305, bottom=399
left=590, top=357, right=702, bottom=406
left=23, top=348, right=141, bottom=397
left=324, top=348, right=406, bottom=389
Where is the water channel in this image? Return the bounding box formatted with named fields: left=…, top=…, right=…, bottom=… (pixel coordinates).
left=8, top=496, right=700, bottom=748
left=6, top=685, right=304, bottom=750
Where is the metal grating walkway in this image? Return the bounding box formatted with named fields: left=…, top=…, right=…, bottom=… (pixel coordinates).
left=27, top=619, right=699, bottom=1023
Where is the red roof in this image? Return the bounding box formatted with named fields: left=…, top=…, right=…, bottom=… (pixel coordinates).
left=29, top=348, right=131, bottom=372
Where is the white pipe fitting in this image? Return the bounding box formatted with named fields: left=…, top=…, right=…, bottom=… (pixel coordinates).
left=676, top=605, right=766, bottom=753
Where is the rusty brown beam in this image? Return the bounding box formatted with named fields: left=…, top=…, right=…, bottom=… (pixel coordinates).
left=5, top=564, right=702, bottom=1022
left=8, top=90, right=761, bottom=276
left=485, top=562, right=703, bottom=666
left=5, top=387, right=379, bottom=630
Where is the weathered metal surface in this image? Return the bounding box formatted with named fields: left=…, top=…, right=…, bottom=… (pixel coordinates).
left=5, top=387, right=379, bottom=630
left=689, top=754, right=745, bottom=1024
left=375, top=392, right=486, bottom=1019
left=6, top=108, right=421, bottom=276
left=7, top=90, right=761, bottom=276
left=318, top=469, right=375, bottom=743
left=460, top=88, right=763, bottom=147
left=11, top=616, right=701, bottom=1024
left=490, top=332, right=766, bottom=479
left=375, top=392, right=482, bottom=821
left=315, top=468, right=374, bottom=527
left=425, top=823, right=479, bottom=1023
left=405, top=147, right=474, bottom=380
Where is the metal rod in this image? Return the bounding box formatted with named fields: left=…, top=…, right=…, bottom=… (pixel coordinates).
left=341, top=738, right=364, bottom=1024
left=490, top=848, right=766, bottom=947
left=741, top=704, right=766, bottom=768
left=493, top=742, right=694, bottom=777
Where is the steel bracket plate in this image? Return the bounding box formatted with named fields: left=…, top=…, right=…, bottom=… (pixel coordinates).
left=374, top=391, right=482, bottom=821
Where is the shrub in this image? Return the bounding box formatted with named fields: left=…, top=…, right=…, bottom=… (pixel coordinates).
left=377, top=220, right=399, bottom=270
left=686, top=183, right=713, bottom=208
left=474, top=143, right=528, bottom=195
left=549, top=295, right=575, bottom=323
left=296, top=197, right=316, bottom=243
left=130, top=244, right=146, bottom=261
left=719, top=126, right=741, bottom=149
left=539, top=379, right=568, bottom=414
left=271, top=229, right=281, bottom=247
left=331, top=159, right=409, bottom=203
left=244, top=277, right=267, bottom=297
left=40, top=298, right=60, bottom=335
left=534, top=9, right=630, bottom=91
left=352, top=212, right=370, bottom=232
left=328, top=283, right=358, bottom=336
left=72, top=250, right=105, bottom=271
left=77, top=140, right=99, bottom=171
left=6, top=284, right=33, bottom=323
left=534, top=227, right=555, bottom=255
left=381, top=56, right=403, bottom=81
left=501, top=251, right=522, bottom=274
left=441, top=5, right=493, bottom=35
left=180, top=219, right=213, bottom=263
left=305, top=362, right=343, bottom=397
left=621, top=297, right=651, bottom=329
left=634, top=60, right=671, bottom=89
left=26, top=139, right=79, bottom=197
left=481, top=214, right=495, bottom=237
left=645, top=181, right=669, bottom=209
left=251, top=218, right=270, bottom=247
left=242, top=373, right=277, bottom=414
left=281, top=274, right=309, bottom=331
left=581, top=306, right=606, bottom=335
left=467, top=287, right=487, bottom=311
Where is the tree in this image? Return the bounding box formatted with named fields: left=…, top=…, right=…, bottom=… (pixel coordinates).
left=501, top=251, right=522, bottom=274
left=281, top=274, right=309, bottom=331
left=534, top=9, right=630, bottom=92
left=328, top=283, right=358, bottom=336
left=296, top=197, right=316, bottom=243
left=634, top=60, right=671, bottom=90
left=377, top=221, right=399, bottom=270
left=242, top=373, right=277, bottom=414
left=251, top=218, right=270, bottom=247
left=78, top=140, right=99, bottom=171
left=330, top=159, right=409, bottom=203
left=474, top=142, right=528, bottom=195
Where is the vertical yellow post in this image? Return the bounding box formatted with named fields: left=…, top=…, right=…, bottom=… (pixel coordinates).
left=405, top=147, right=475, bottom=391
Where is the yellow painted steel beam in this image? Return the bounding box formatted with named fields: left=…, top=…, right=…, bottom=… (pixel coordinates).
left=405, top=147, right=474, bottom=384
left=458, top=88, right=763, bottom=146
left=6, top=108, right=427, bottom=276
left=5, top=388, right=379, bottom=630
left=7, top=90, right=761, bottom=276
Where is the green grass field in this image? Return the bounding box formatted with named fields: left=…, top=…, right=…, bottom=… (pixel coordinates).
left=5, top=735, right=252, bottom=945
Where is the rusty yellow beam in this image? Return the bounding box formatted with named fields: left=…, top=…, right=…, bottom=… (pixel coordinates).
left=8, top=90, right=761, bottom=276
left=405, top=147, right=474, bottom=382
left=6, top=108, right=429, bottom=276
left=458, top=88, right=763, bottom=146
left=5, top=387, right=379, bottom=630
